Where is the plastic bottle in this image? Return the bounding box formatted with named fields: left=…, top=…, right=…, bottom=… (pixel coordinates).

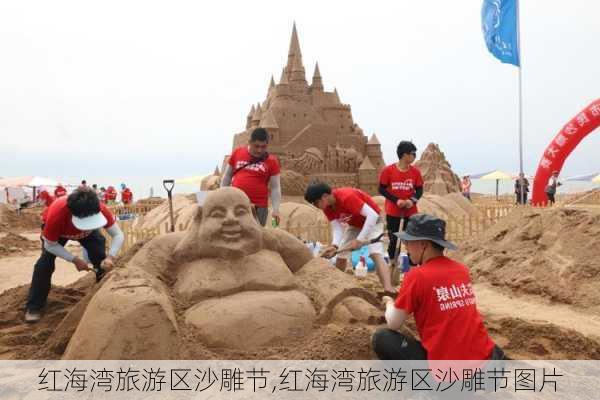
left=354, top=255, right=368, bottom=278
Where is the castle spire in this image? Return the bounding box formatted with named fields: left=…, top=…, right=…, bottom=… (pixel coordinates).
left=287, top=22, right=302, bottom=69
left=270, top=75, right=275, bottom=89
left=334, top=87, right=341, bottom=103
left=279, top=68, right=289, bottom=85
left=311, top=62, right=323, bottom=91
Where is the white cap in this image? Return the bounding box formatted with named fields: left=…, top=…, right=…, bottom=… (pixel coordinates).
left=72, top=212, right=107, bottom=231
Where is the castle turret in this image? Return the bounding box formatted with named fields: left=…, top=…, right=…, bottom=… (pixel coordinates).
left=366, top=133, right=385, bottom=171
left=276, top=68, right=291, bottom=98
left=246, top=104, right=255, bottom=129
left=259, top=109, right=279, bottom=144
left=358, top=156, right=378, bottom=195
left=250, top=103, right=262, bottom=128
left=310, top=62, right=323, bottom=92
left=334, top=87, right=341, bottom=104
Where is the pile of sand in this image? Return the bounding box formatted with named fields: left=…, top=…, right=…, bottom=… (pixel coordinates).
left=0, top=205, right=41, bottom=233
left=132, top=194, right=197, bottom=231
left=414, top=143, right=461, bottom=195
left=270, top=202, right=328, bottom=230
left=374, top=192, right=480, bottom=221
left=0, top=233, right=39, bottom=257
left=457, top=207, right=600, bottom=312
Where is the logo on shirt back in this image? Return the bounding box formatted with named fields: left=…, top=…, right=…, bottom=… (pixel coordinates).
left=434, top=283, right=476, bottom=311
left=391, top=179, right=414, bottom=191
left=235, top=160, right=267, bottom=173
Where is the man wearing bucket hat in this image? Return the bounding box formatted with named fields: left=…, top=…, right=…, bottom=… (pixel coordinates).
left=24, top=188, right=125, bottom=323
left=372, top=214, right=506, bottom=360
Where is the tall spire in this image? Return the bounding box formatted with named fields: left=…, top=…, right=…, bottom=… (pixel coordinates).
left=311, top=62, right=323, bottom=91
left=270, top=75, right=275, bottom=89
left=287, top=22, right=302, bottom=69
left=334, top=87, right=341, bottom=103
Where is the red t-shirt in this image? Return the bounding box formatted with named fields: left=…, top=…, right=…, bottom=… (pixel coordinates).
left=54, top=186, right=67, bottom=197
left=105, top=187, right=118, bottom=201
left=121, top=188, right=133, bottom=204
left=395, top=256, right=495, bottom=361
left=379, top=164, right=423, bottom=217
left=323, top=188, right=381, bottom=229
left=40, top=194, right=56, bottom=223
left=228, top=146, right=281, bottom=207
left=43, top=196, right=115, bottom=241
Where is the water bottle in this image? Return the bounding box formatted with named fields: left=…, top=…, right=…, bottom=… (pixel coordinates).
left=354, top=255, right=368, bottom=278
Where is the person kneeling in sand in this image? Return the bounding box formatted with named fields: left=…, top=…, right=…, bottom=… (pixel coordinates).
left=24, top=188, right=124, bottom=323
left=304, top=182, right=396, bottom=294
left=372, top=214, right=506, bottom=360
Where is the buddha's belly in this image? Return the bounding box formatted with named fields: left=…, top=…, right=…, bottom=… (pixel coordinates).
left=184, top=290, right=315, bottom=348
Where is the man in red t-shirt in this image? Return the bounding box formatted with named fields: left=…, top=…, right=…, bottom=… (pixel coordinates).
left=379, top=141, right=424, bottom=265
left=304, top=182, right=396, bottom=294
left=372, top=214, right=505, bottom=361
left=25, top=188, right=125, bottom=323
left=120, top=183, right=133, bottom=205
left=37, top=189, right=56, bottom=225
left=54, top=184, right=67, bottom=198
left=221, top=128, right=281, bottom=226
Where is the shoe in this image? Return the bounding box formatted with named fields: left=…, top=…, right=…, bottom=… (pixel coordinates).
left=94, top=266, right=106, bottom=282
left=25, top=310, right=41, bottom=323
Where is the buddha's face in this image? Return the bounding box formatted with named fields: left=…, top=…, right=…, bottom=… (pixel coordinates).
left=198, top=187, right=262, bottom=257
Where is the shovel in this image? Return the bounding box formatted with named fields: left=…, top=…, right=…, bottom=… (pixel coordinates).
left=162, top=179, right=175, bottom=233
left=320, top=233, right=385, bottom=259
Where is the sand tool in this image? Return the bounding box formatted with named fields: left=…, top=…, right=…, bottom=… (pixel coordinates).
left=320, top=233, right=384, bottom=259
left=162, top=179, right=175, bottom=233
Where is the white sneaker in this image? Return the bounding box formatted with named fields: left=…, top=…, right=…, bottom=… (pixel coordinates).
left=25, top=310, right=41, bottom=323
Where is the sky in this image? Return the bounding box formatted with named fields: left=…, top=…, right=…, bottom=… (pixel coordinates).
left=1, top=0, right=599, bottom=194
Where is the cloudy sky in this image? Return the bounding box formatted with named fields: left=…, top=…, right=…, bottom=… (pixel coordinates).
left=1, top=0, right=599, bottom=191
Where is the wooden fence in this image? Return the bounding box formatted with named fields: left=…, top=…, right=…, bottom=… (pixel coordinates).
left=107, top=201, right=164, bottom=218
left=105, top=218, right=192, bottom=256
left=282, top=204, right=517, bottom=246
left=107, top=202, right=518, bottom=257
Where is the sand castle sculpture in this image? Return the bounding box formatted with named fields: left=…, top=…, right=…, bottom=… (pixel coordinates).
left=62, top=187, right=380, bottom=359
left=228, top=24, right=385, bottom=195
left=414, top=143, right=461, bottom=196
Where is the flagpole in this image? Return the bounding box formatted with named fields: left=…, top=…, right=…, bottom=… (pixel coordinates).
left=516, top=0, right=525, bottom=204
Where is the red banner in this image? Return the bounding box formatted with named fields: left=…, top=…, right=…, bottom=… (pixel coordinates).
left=532, top=99, right=600, bottom=205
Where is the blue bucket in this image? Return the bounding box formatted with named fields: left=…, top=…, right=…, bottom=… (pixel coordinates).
left=351, top=246, right=375, bottom=271
left=399, top=253, right=411, bottom=273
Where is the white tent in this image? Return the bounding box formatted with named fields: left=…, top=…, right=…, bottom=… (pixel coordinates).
left=0, top=176, right=62, bottom=204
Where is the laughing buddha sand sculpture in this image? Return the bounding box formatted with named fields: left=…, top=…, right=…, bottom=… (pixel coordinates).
left=62, top=187, right=380, bottom=359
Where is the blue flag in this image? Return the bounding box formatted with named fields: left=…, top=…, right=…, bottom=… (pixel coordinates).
left=482, top=0, right=520, bottom=66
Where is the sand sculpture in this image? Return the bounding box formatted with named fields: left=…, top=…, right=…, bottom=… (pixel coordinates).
left=227, top=24, right=385, bottom=195
left=414, top=143, right=461, bottom=196
left=62, top=187, right=380, bottom=359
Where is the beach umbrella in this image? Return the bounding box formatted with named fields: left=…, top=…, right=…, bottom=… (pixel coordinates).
left=564, top=173, right=600, bottom=182
left=470, top=170, right=514, bottom=200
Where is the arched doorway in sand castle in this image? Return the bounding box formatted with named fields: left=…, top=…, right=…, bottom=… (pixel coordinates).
left=532, top=98, right=600, bottom=205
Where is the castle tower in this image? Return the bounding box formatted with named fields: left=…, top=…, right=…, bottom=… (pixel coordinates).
left=246, top=104, right=255, bottom=129
left=366, top=133, right=385, bottom=171
left=358, top=156, right=378, bottom=195
left=259, top=109, right=280, bottom=144
left=310, top=62, right=323, bottom=92
left=267, top=75, right=275, bottom=96
left=286, top=23, right=307, bottom=87
left=276, top=68, right=291, bottom=98
left=250, top=103, right=262, bottom=128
